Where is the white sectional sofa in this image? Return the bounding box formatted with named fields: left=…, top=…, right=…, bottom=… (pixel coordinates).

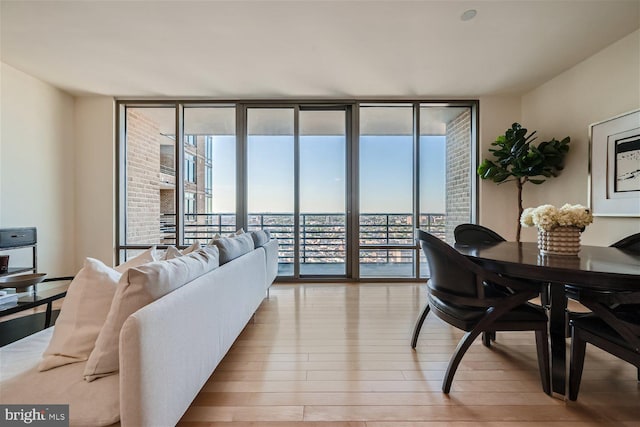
left=0, top=235, right=278, bottom=427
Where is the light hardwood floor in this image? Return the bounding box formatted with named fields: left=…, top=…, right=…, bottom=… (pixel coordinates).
left=178, top=283, right=640, bottom=426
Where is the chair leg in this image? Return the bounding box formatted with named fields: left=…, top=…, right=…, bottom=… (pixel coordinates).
left=568, top=329, right=587, bottom=401
left=443, top=330, right=480, bottom=393
left=411, top=304, right=430, bottom=349
left=482, top=331, right=497, bottom=347
left=535, top=328, right=551, bottom=395
left=482, top=331, right=492, bottom=347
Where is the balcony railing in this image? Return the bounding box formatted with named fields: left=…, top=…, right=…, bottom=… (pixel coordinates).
left=159, top=212, right=445, bottom=266
left=160, top=164, right=175, bottom=176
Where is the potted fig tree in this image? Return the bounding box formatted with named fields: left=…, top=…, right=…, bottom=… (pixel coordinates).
left=477, top=123, right=570, bottom=242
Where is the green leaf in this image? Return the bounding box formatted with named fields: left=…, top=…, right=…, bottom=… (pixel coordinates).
left=493, top=172, right=510, bottom=183
left=478, top=125, right=570, bottom=193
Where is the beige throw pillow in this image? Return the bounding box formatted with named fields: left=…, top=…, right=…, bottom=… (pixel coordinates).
left=114, top=246, right=158, bottom=273
left=38, top=258, right=121, bottom=371
left=162, top=246, right=182, bottom=260
left=228, top=228, right=245, bottom=237
left=162, top=242, right=201, bottom=260
left=206, top=234, right=222, bottom=246
left=181, top=241, right=201, bottom=255
left=83, top=249, right=219, bottom=381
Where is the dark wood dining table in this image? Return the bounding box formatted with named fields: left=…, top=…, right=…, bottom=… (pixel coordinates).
left=454, top=241, right=640, bottom=398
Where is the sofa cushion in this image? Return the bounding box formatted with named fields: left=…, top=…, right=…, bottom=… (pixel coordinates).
left=2, top=328, right=54, bottom=383
left=39, top=258, right=120, bottom=372
left=213, top=233, right=255, bottom=264
left=114, top=246, right=158, bottom=273
left=1, top=360, right=119, bottom=426
left=250, top=230, right=270, bottom=248
left=83, top=249, right=219, bottom=381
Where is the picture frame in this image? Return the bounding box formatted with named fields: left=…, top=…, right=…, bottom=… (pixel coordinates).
left=589, top=109, right=640, bottom=216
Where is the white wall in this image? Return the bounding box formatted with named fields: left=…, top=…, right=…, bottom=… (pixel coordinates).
left=520, top=29, right=640, bottom=245
left=74, top=97, right=115, bottom=269
left=0, top=63, right=76, bottom=276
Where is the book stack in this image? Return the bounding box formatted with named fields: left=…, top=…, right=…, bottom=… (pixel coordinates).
left=0, top=289, right=18, bottom=306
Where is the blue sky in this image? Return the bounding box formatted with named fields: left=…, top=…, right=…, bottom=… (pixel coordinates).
left=211, top=135, right=446, bottom=214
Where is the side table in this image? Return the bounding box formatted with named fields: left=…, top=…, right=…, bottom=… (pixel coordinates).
left=0, top=277, right=72, bottom=346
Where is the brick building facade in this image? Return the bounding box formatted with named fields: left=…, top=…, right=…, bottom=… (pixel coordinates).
left=444, top=109, right=472, bottom=243
left=126, top=109, right=162, bottom=244
left=126, top=110, right=209, bottom=245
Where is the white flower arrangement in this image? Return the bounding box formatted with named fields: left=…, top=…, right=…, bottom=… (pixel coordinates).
left=520, top=204, right=593, bottom=232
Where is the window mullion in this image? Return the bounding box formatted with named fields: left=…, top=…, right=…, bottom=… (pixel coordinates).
left=176, top=104, right=185, bottom=246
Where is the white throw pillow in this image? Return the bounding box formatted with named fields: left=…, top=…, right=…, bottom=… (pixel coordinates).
left=213, top=233, right=255, bottom=264
left=38, top=258, right=121, bottom=371
left=202, top=244, right=220, bottom=260
left=250, top=230, right=270, bottom=247
left=114, top=246, right=158, bottom=273
left=83, top=249, right=219, bottom=382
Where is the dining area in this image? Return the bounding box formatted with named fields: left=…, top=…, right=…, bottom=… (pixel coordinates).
left=412, top=224, right=640, bottom=401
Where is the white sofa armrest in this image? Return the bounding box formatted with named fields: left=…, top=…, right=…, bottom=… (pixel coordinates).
left=262, top=238, right=279, bottom=286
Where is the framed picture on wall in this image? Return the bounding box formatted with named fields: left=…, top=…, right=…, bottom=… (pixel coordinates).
left=589, top=109, right=640, bottom=216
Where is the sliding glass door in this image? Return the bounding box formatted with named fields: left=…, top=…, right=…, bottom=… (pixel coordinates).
left=246, top=108, right=295, bottom=276
left=246, top=106, right=348, bottom=278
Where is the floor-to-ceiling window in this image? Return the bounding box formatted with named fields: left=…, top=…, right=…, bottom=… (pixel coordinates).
left=117, top=100, right=476, bottom=280
left=120, top=106, right=176, bottom=263
left=183, top=106, right=237, bottom=242
left=299, top=108, right=348, bottom=277
left=246, top=107, right=295, bottom=277
left=418, top=105, right=474, bottom=277
left=359, top=104, right=415, bottom=278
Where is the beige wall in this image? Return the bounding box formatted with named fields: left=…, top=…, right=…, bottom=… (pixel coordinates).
left=477, top=95, right=522, bottom=240
left=520, top=29, right=640, bottom=245
left=0, top=63, right=76, bottom=276
left=74, top=96, right=115, bottom=268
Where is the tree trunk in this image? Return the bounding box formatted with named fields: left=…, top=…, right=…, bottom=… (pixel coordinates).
left=516, top=179, right=524, bottom=242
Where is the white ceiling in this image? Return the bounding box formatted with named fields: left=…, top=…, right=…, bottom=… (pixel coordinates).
left=1, top=0, right=639, bottom=98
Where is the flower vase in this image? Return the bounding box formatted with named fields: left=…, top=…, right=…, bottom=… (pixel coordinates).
left=537, top=226, right=581, bottom=256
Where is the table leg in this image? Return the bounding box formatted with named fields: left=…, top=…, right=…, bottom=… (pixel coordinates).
left=44, top=302, right=53, bottom=328
left=549, top=282, right=567, bottom=396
